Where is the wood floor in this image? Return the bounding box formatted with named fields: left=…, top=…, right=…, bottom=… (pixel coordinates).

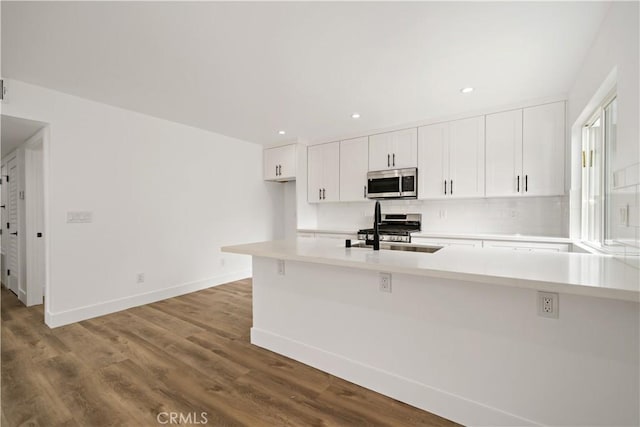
left=1, top=279, right=459, bottom=427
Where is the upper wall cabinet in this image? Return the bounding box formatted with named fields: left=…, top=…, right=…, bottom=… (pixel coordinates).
left=308, top=142, right=340, bottom=203
left=339, top=137, right=369, bottom=202
left=418, top=116, right=485, bottom=199
left=522, top=102, right=565, bottom=196
left=264, top=144, right=296, bottom=181
left=486, top=102, right=565, bottom=197
left=368, top=128, right=417, bottom=171
left=486, top=109, right=523, bottom=197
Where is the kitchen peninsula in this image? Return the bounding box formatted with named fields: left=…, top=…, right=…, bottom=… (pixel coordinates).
left=223, top=238, right=640, bottom=427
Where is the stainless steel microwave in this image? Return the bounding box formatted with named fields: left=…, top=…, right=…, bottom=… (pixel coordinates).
left=366, top=168, right=418, bottom=199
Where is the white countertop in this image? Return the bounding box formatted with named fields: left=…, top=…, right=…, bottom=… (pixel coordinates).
left=298, top=228, right=572, bottom=243
left=223, top=238, right=640, bottom=303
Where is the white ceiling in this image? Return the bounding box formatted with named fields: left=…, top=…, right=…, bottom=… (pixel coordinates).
left=1, top=115, right=45, bottom=158
left=1, top=2, right=610, bottom=145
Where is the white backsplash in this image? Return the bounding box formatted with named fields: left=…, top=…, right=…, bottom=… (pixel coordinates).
left=316, top=196, right=569, bottom=237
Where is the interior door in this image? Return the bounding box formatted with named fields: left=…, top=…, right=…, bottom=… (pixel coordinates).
left=7, top=156, right=20, bottom=296
left=0, top=163, right=6, bottom=286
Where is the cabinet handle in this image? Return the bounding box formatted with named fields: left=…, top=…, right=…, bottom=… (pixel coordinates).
left=450, top=180, right=453, bottom=195
left=363, top=186, right=366, bottom=198
left=589, top=150, right=594, bottom=168
left=387, top=154, right=390, bottom=167
left=322, top=188, right=326, bottom=200
left=525, top=175, right=528, bottom=192
left=275, top=165, right=278, bottom=176
left=392, top=153, right=395, bottom=167
left=582, top=151, right=586, bottom=168
left=278, top=165, right=281, bottom=176
left=444, top=180, right=447, bottom=195
left=319, top=188, right=322, bottom=200
left=517, top=175, right=520, bottom=192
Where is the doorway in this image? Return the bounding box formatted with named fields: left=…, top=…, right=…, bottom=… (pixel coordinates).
left=1, top=114, right=48, bottom=307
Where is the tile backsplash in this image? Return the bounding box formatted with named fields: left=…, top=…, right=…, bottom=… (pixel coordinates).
left=316, top=196, right=569, bottom=237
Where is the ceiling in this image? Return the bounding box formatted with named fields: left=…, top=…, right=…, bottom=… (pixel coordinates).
left=1, top=2, right=610, bottom=145
left=1, top=115, right=46, bottom=158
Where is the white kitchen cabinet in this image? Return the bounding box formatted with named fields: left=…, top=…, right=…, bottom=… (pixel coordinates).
left=418, top=116, right=485, bottom=199
left=308, top=142, right=340, bottom=203
left=486, top=102, right=565, bottom=197
left=340, top=137, right=369, bottom=202
left=483, top=240, right=569, bottom=252
left=368, top=128, right=417, bottom=171
left=522, top=102, right=565, bottom=196
left=412, top=237, right=482, bottom=248
left=486, top=109, right=523, bottom=197
left=264, top=144, right=296, bottom=181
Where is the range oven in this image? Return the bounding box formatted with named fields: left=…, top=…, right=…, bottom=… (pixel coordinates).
left=366, top=167, right=417, bottom=199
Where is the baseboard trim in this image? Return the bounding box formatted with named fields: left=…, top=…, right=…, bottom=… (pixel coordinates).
left=45, top=269, right=251, bottom=328
left=251, top=327, right=540, bottom=427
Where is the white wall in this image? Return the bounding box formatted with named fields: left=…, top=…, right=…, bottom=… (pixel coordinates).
left=316, top=196, right=568, bottom=237
left=567, top=1, right=640, bottom=265
left=1, top=79, right=281, bottom=326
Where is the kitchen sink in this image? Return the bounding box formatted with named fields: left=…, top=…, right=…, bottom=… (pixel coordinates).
left=350, top=242, right=443, bottom=253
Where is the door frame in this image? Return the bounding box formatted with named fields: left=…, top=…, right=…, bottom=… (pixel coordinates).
left=25, top=128, right=47, bottom=306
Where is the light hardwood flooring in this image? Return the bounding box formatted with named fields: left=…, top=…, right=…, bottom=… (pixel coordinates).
left=1, top=279, right=459, bottom=426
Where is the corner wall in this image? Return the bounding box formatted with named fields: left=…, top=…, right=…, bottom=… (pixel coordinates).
left=2, top=79, right=281, bottom=326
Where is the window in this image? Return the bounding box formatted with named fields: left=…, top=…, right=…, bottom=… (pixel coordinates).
left=581, top=94, right=617, bottom=247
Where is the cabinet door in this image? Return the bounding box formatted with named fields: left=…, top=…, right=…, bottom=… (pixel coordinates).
left=264, top=144, right=296, bottom=181
left=368, top=133, right=391, bottom=171
left=486, top=109, right=523, bottom=197
left=322, top=142, right=340, bottom=202
left=522, top=102, right=565, bottom=196
left=278, top=144, right=297, bottom=180
left=448, top=116, right=485, bottom=198
left=340, top=137, right=369, bottom=201
left=307, top=145, right=324, bottom=202
left=417, top=123, right=448, bottom=199
left=389, top=128, right=418, bottom=169
left=264, top=147, right=279, bottom=180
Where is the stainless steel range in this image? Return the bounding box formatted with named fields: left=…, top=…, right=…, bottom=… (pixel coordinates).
left=357, top=213, right=421, bottom=243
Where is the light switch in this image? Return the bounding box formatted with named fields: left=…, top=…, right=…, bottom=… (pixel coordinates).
left=67, top=211, right=93, bottom=223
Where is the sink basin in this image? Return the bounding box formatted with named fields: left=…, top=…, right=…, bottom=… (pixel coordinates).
left=350, top=242, right=442, bottom=253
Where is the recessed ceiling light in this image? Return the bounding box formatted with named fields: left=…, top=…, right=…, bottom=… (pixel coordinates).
left=351, top=113, right=361, bottom=119
left=278, top=130, right=286, bottom=135
left=460, top=87, right=474, bottom=94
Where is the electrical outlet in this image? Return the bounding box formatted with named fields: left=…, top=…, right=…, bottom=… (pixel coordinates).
left=136, top=273, right=145, bottom=284
left=537, top=291, right=559, bottom=319
left=379, top=272, right=392, bottom=293
left=277, top=259, right=285, bottom=276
